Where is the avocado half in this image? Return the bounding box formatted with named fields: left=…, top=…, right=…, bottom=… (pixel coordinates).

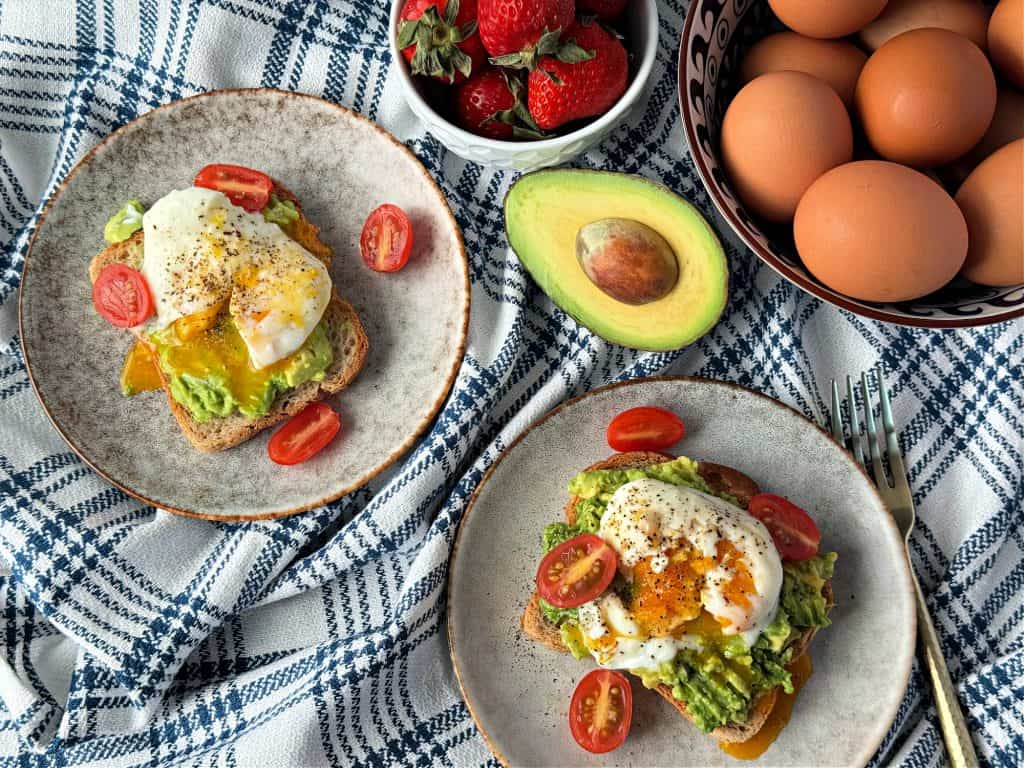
left=504, top=169, right=728, bottom=351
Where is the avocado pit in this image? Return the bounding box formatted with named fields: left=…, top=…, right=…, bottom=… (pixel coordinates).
left=576, top=218, right=679, bottom=305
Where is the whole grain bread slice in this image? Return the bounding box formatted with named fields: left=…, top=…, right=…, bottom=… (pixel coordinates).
left=519, top=450, right=834, bottom=743
left=89, top=179, right=368, bottom=452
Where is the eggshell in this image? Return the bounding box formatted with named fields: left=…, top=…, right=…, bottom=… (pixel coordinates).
left=943, top=86, right=1024, bottom=184
left=955, top=139, right=1024, bottom=286
left=739, top=32, right=867, bottom=107
left=794, top=161, right=968, bottom=302
left=858, top=0, right=990, bottom=51
left=722, top=71, right=853, bottom=223
left=855, top=28, right=997, bottom=167
left=767, top=0, right=889, bottom=38
left=988, top=0, right=1024, bottom=87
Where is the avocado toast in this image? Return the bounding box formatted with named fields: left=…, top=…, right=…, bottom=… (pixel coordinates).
left=90, top=177, right=368, bottom=452
left=521, top=451, right=836, bottom=745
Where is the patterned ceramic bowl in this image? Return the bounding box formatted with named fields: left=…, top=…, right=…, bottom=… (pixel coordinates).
left=389, top=0, right=658, bottom=172
left=679, top=0, right=1024, bottom=328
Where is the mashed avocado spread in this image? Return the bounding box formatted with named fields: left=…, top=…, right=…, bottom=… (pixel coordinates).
left=262, top=194, right=300, bottom=227
left=104, top=200, right=145, bottom=243
left=538, top=457, right=837, bottom=733
left=150, top=317, right=333, bottom=422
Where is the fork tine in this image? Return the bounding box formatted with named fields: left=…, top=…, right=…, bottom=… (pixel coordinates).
left=876, top=365, right=910, bottom=491
left=877, top=364, right=900, bottom=456
left=846, top=375, right=865, bottom=465
left=830, top=379, right=845, bottom=443
left=860, top=372, right=889, bottom=488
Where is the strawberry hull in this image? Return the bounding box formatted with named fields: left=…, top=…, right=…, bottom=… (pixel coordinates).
left=399, top=0, right=487, bottom=84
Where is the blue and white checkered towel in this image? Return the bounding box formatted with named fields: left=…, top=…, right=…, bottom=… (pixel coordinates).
left=0, top=1, right=1021, bottom=765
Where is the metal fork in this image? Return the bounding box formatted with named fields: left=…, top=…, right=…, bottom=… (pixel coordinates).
left=830, top=366, right=978, bottom=768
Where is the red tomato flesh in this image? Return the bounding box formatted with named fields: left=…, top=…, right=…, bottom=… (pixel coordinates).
left=748, top=493, right=821, bottom=561
left=194, top=163, right=272, bottom=212
left=92, top=264, right=154, bottom=328
left=536, top=533, right=617, bottom=609
left=570, top=669, right=632, bottom=754
left=268, top=403, right=341, bottom=466
left=360, top=204, right=413, bottom=272
left=606, top=406, right=685, bottom=452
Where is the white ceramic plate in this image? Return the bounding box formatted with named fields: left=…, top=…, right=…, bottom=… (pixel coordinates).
left=19, top=89, right=469, bottom=520
left=449, top=377, right=916, bottom=767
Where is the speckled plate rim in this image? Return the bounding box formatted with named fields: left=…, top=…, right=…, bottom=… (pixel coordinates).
left=447, top=375, right=916, bottom=767
left=676, top=6, right=1024, bottom=330
left=18, top=88, right=470, bottom=522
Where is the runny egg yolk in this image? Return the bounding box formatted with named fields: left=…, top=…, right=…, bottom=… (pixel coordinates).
left=119, top=341, right=163, bottom=394
left=632, top=551, right=703, bottom=636
left=631, top=541, right=757, bottom=637
left=159, top=316, right=303, bottom=415
left=712, top=540, right=758, bottom=628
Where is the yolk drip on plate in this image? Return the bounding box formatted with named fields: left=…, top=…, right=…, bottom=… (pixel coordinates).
left=720, top=652, right=814, bottom=760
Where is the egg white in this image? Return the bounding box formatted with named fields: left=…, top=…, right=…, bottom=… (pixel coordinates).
left=578, top=593, right=702, bottom=669
left=141, top=187, right=332, bottom=369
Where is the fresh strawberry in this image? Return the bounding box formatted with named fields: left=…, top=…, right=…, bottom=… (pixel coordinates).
left=577, top=0, right=629, bottom=20
left=478, top=0, right=577, bottom=66
left=453, top=66, right=545, bottom=139
left=397, top=0, right=487, bottom=84
left=527, top=21, right=629, bottom=131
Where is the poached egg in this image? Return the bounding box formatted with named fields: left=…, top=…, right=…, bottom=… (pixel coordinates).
left=577, top=479, right=784, bottom=669
left=141, top=187, right=331, bottom=369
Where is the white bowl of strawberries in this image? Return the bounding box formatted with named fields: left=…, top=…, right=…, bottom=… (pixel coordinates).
left=390, top=0, right=658, bottom=171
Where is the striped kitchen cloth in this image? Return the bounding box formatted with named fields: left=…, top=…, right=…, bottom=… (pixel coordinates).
left=0, top=0, right=1021, bottom=765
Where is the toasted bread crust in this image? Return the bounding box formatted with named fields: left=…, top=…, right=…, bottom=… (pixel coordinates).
left=521, top=451, right=833, bottom=743
left=89, top=178, right=368, bottom=451
left=520, top=591, right=570, bottom=653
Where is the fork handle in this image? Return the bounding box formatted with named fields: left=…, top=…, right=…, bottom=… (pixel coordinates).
left=912, top=573, right=979, bottom=768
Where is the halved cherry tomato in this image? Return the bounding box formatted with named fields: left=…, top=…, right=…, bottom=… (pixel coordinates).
left=268, top=403, right=341, bottom=466
left=360, top=203, right=413, bottom=272
left=194, top=163, right=272, bottom=212
left=748, top=493, right=821, bottom=561
left=536, top=533, right=617, bottom=609
left=92, top=264, right=154, bottom=328
left=569, top=669, right=632, bottom=754
left=606, top=406, right=685, bottom=453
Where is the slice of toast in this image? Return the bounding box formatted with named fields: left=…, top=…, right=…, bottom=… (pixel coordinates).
left=89, top=180, right=368, bottom=452
left=520, top=451, right=833, bottom=743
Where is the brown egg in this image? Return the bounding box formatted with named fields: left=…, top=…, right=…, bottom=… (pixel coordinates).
left=855, top=28, right=997, bottom=167
left=955, top=139, right=1024, bottom=286
left=722, top=72, right=853, bottom=223
left=767, top=0, right=889, bottom=38
left=989, top=0, right=1024, bottom=87
left=739, top=32, right=867, bottom=107
left=858, top=0, right=990, bottom=51
left=794, top=161, right=968, bottom=302
left=943, top=86, right=1024, bottom=184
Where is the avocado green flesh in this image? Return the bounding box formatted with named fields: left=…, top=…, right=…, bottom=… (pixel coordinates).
left=537, top=456, right=837, bottom=732
left=152, top=319, right=333, bottom=422
left=504, top=170, right=728, bottom=351
left=104, top=199, right=145, bottom=243
left=263, top=194, right=300, bottom=227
